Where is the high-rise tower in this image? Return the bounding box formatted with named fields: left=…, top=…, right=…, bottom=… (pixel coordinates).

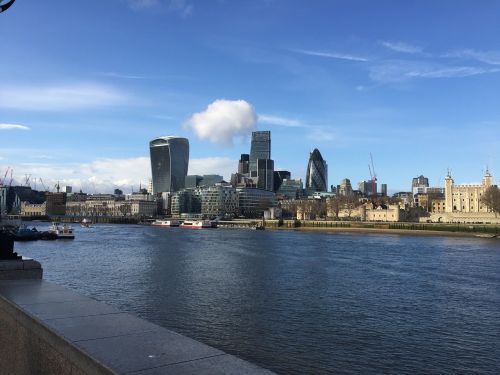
left=249, top=131, right=271, bottom=176
left=149, top=136, right=189, bottom=194
left=305, top=149, right=328, bottom=192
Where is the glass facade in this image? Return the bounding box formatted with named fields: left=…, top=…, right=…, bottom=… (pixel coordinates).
left=249, top=131, right=271, bottom=176
left=305, top=148, right=328, bottom=192
left=236, top=187, right=276, bottom=218
left=257, top=159, right=274, bottom=191
left=149, top=136, right=189, bottom=194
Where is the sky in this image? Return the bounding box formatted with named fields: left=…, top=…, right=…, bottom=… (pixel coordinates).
left=1, top=0, right=499, bottom=193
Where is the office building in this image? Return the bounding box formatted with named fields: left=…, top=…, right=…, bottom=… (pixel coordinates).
left=257, top=159, right=274, bottom=191
left=305, top=149, right=328, bottom=192
left=238, top=154, right=250, bottom=175
left=236, top=187, right=276, bottom=218
left=338, top=178, right=353, bottom=196
left=273, top=170, right=291, bottom=192
left=149, top=136, right=189, bottom=194
left=277, top=179, right=303, bottom=200
left=249, top=131, right=271, bottom=176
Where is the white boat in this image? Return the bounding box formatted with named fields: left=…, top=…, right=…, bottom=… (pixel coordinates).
left=81, top=218, right=92, bottom=228
left=48, top=223, right=75, bottom=239
left=180, top=220, right=216, bottom=229
left=151, top=219, right=180, bottom=227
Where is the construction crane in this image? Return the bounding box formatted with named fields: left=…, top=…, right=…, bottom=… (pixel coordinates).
left=369, top=153, right=377, bottom=198
left=8, top=169, right=13, bottom=187
left=1, top=166, right=10, bottom=186
left=24, top=174, right=31, bottom=187
left=39, top=177, right=47, bottom=191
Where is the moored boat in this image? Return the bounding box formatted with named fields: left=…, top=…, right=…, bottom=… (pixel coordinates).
left=180, top=220, right=217, bottom=229
left=81, top=218, right=92, bottom=228
left=48, top=223, right=75, bottom=239
left=151, top=219, right=180, bottom=227
left=14, top=225, right=40, bottom=241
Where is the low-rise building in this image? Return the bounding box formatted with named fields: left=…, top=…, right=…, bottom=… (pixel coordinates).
left=236, top=187, right=276, bottom=218
left=200, top=184, right=239, bottom=218
left=360, top=203, right=403, bottom=222
left=21, top=202, right=47, bottom=217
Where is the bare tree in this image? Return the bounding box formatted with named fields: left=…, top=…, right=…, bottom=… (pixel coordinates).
left=344, top=195, right=361, bottom=218
left=481, top=186, right=500, bottom=217
left=327, top=197, right=341, bottom=219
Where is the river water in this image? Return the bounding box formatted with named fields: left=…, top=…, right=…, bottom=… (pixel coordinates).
left=16, top=224, right=500, bottom=374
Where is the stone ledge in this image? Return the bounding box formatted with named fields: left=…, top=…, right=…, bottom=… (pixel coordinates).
left=0, top=280, right=274, bottom=374
left=0, top=257, right=43, bottom=279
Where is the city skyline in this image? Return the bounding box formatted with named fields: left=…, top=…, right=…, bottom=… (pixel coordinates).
left=1, top=1, right=499, bottom=192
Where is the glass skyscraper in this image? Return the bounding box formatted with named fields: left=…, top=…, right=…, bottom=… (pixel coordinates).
left=305, top=148, right=328, bottom=192
left=249, top=131, right=271, bottom=176
left=149, top=136, right=189, bottom=194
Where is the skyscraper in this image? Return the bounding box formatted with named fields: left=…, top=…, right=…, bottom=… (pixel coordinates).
left=305, top=149, right=328, bottom=192
left=249, top=131, right=271, bottom=176
left=256, top=159, right=274, bottom=191
left=149, top=136, right=189, bottom=194
left=238, top=154, right=250, bottom=175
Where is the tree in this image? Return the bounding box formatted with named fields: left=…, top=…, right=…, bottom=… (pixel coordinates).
left=481, top=186, right=500, bottom=217
left=326, top=197, right=341, bottom=219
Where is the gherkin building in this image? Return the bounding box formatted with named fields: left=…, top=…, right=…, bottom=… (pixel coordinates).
left=305, top=148, right=328, bottom=192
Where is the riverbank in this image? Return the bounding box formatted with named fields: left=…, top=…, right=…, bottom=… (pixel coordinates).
left=274, top=225, right=498, bottom=239
left=263, top=220, right=500, bottom=239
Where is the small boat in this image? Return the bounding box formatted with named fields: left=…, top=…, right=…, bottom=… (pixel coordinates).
left=474, top=233, right=497, bottom=238
left=14, top=225, right=40, bottom=241
left=48, top=223, right=75, bottom=239
left=80, top=218, right=92, bottom=228
left=180, top=220, right=217, bottom=229
left=151, top=219, right=180, bottom=227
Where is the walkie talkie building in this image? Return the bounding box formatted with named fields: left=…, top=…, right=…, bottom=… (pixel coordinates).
left=305, top=148, right=328, bottom=192
left=149, top=136, right=189, bottom=194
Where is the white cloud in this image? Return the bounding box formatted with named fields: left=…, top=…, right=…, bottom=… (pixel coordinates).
left=0, top=123, right=30, bottom=130
left=291, top=48, right=368, bottom=62
left=446, top=49, right=500, bottom=65
left=0, top=83, right=129, bottom=111
left=259, top=114, right=303, bottom=127
left=1, top=156, right=236, bottom=193
left=184, top=99, right=257, bottom=145
left=381, top=41, right=423, bottom=54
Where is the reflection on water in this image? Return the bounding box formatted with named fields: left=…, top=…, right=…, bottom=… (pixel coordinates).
left=17, top=225, right=500, bottom=374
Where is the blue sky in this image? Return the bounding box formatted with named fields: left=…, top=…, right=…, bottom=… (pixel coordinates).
left=1, top=0, right=499, bottom=192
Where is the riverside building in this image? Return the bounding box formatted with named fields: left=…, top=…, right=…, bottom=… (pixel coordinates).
left=149, top=136, right=189, bottom=194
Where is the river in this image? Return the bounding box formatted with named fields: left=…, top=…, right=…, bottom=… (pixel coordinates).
left=16, top=224, right=500, bottom=374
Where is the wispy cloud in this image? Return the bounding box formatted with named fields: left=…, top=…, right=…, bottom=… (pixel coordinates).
left=369, top=60, right=500, bottom=83
left=0, top=123, right=30, bottom=131
left=0, top=83, right=130, bottom=111
left=405, top=66, right=499, bottom=78
left=259, top=114, right=304, bottom=128
left=291, top=48, right=368, bottom=62
left=446, top=49, right=500, bottom=65
left=100, top=72, right=149, bottom=80
left=380, top=41, right=423, bottom=54
left=127, top=0, right=193, bottom=16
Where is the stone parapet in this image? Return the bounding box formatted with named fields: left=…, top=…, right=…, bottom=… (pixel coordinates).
left=0, top=257, right=43, bottom=280
left=0, top=279, right=274, bottom=374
